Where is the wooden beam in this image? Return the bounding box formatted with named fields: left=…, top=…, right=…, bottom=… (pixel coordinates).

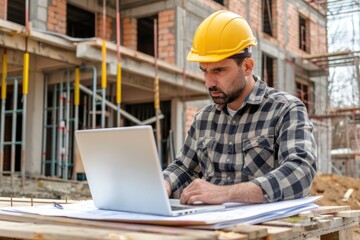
left=0, top=220, right=209, bottom=240
left=222, top=224, right=268, bottom=239
left=0, top=211, right=217, bottom=240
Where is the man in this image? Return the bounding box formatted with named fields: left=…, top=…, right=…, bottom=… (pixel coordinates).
left=163, top=10, right=317, bottom=204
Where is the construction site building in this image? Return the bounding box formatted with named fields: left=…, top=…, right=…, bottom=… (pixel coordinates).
left=0, top=0, right=329, bottom=182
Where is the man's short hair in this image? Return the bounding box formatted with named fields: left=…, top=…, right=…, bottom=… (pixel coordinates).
left=227, top=47, right=252, bottom=65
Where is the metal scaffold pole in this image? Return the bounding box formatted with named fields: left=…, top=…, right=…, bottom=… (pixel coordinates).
left=63, top=70, right=71, bottom=179
left=0, top=50, right=7, bottom=186
left=57, top=73, right=65, bottom=177
left=21, top=0, right=30, bottom=187
left=21, top=52, right=29, bottom=187
left=116, top=0, right=122, bottom=127
left=11, top=80, right=18, bottom=187
left=153, top=18, right=162, bottom=158
left=41, top=76, right=48, bottom=176
left=101, top=0, right=107, bottom=129
left=72, top=67, right=80, bottom=180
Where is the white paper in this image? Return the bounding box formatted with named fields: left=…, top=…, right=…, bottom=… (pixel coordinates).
left=0, top=196, right=321, bottom=229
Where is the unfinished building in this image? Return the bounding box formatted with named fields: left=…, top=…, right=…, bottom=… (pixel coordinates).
left=0, top=0, right=329, bottom=183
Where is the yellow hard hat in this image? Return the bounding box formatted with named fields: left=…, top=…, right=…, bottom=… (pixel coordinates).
left=187, top=10, right=257, bottom=62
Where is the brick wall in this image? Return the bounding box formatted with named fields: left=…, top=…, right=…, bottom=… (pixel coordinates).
left=276, top=0, right=286, bottom=48
left=310, top=19, right=327, bottom=56
left=96, top=14, right=113, bottom=40
left=0, top=0, right=6, bottom=19
left=198, top=0, right=225, bottom=11
left=158, top=9, right=176, bottom=63
left=229, top=0, right=247, bottom=17
left=47, top=0, right=66, bottom=34
left=122, top=17, right=137, bottom=50
left=225, top=0, right=327, bottom=58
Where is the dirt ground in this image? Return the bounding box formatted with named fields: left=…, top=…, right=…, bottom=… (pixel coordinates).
left=0, top=176, right=91, bottom=200
left=310, top=174, right=360, bottom=238
left=311, top=174, right=360, bottom=210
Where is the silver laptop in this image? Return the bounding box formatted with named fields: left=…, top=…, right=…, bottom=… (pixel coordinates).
left=75, top=125, right=225, bottom=216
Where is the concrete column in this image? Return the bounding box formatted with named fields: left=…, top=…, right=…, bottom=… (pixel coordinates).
left=171, top=98, right=185, bottom=154
left=30, top=0, right=48, bottom=30
left=25, top=56, right=44, bottom=177
left=175, top=6, right=186, bottom=69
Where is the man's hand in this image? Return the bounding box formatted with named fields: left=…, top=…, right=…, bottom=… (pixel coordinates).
left=180, top=179, right=265, bottom=204
left=180, top=179, right=229, bottom=205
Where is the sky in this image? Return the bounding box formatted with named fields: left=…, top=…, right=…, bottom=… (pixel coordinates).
left=327, top=7, right=360, bottom=108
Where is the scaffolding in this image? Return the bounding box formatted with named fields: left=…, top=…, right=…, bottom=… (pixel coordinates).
left=307, top=0, right=360, bottom=177
left=0, top=0, right=170, bottom=183
left=40, top=66, right=164, bottom=180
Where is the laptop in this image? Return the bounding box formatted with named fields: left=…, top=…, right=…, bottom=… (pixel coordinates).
left=75, top=125, right=225, bottom=216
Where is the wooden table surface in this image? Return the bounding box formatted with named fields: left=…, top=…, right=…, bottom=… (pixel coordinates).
left=0, top=197, right=358, bottom=240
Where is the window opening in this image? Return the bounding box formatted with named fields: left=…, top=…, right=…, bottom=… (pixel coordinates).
left=262, top=53, right=275, bottom=87
left=67, top=4, right=95, bottom=38
left=137, top=15, right=157, bottom=56
left=262, top=0, right=273, bottom=36
left=7, top=0, right=26, bottom=25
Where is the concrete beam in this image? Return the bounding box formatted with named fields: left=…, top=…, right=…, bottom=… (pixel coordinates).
left=0, top=32, right=83, bottom=66
left=76, top=40, right=206, bottom=96
left=0, top=19, right=84, bottom=66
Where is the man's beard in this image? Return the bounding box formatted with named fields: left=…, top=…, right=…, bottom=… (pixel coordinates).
left=208, top=80, right=246, bottom=105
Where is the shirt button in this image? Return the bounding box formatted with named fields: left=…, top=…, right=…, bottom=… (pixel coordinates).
left=232, top=120, right=236, bottom=124
left=229, top=142, right=233, bottom=145
left=226, top=159, right=230, bottom=162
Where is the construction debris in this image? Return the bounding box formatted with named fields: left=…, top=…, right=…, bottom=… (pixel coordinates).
left=0, top=176, right=91, bottom=200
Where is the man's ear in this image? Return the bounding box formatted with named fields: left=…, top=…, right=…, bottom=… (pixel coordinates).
left=242, top=58, right=254, bottom=76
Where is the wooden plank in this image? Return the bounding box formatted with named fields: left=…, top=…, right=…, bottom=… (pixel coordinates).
left=335, top=210, right=360, bottom=218
left=262, top=216, right=319, bottom=232
left=0, top=220, right=204, bottom=240
left=320, top=229, right=354, bottom=240
left=299, top=206, right=351, bottom=218
left=0, top=211, right=217, bottom=239
left=222, top=224, right=267, bottom=239
left=312, top=214, right=335, bottom=221
left=342, top=188, right=353, bottom=201
left=216, top=231, right=248, bottom=240
left=264, top=226, right=295, bottom=240
left=302, top=217, right=358, bottom=239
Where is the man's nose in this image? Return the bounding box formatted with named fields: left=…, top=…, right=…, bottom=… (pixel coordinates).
left=205, top=75, right=217, bottom=88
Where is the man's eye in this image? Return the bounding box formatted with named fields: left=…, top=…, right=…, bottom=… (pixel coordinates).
left=214, top=69, right=224, bottom=73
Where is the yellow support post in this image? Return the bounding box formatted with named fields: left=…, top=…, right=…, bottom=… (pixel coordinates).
left=1, top=51, right=7, bottom=100
left=74, top=67, right=80, bottom=106
left=154, top=76, right=160, bottom=110
left=23, top=52, right=29, bottom=95
left=116, top=62, right=122, bottom=104
left=101, top=40, right=107, bottom=89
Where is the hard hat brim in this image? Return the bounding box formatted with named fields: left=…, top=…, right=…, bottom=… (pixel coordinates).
left=187, top=51, right=235, bottom=63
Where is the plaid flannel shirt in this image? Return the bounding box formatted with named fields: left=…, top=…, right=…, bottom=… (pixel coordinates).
left=163, top=76, right=317, bottom=202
